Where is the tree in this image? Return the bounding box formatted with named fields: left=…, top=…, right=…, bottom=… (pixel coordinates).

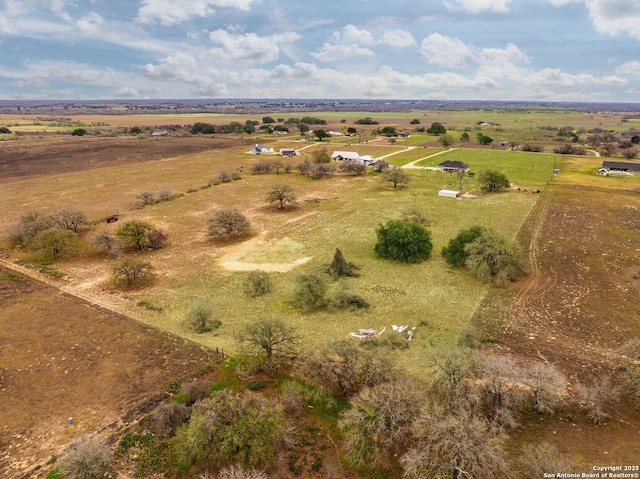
left=401, top=409, right=508, bottom=479
left=424, top=346, right=479, bottom=412
left=442, top=225, right=486, bottom=268
left=298, top=123, right=309, bottom=135
left=427, top=122, right=446, bottom=135
left=301, top=340, right=393, bottom=397
left=112, top=259, right=153, bottom=288
left=29, top=228, right=79, bottom=260
left=311, top=148, right=331, bottom=163
left=339, top=381, right=424, bottom=469
left=293, top=273, right=328, bottom=310
left=374, top=219, right=433, bottom=263
left=244, top=270, right=272, bottom=297
left=477, top=132, right=493, bottom=145
left=327, top=248, right=359, bottom=279
left=410, top=119, right=421, bottom=125
left=464, top=229, right=524, bottom=285
left=59, top=435, right=113, bottom=479
left=266, top=184, right=297, bottom=209
left=0, top=126, right=11, bottom=134
left=460, top=132, right=470, bottom=141
left=191, top=122, right=215, bottom=134
left=477, top=169, right=510, bottom=192
left=313, top=129, right=329, bottom=141
left=186, top=298, right=217, bottom=333
left=50, top=208, right=89, bottom=232
left=116, top=220, right=152, bottom=251
left=92, top=231, right=121, bottom=257
left=136, top=191, right=155, bottom=206
left=240, top=318, right=299, bottom=361
left=262, top=116, right=275, bottom=124
left=347, top=127, right=357, bottom=135
left=380, top=126, right=397, bottom=137
left=622, top=148, right=638, bottom=160
left=71, top=128, right=87, bottom=136
left=518, top=443, right=584, bottom=479
left=207, top=209, right=251, bottom=240
left=573, top=378, right=621, bottom=424
left=8, top=211, right=55, bottom=247
left=382, top=168, right=410, bottom=189
left=439, top=134, right=455, bottom=148
left=174, top=391, right=285, bottom=470
left=129, top=126, right=142, bottom=135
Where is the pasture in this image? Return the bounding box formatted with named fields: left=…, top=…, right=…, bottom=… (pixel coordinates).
left=0, top=135, right=556, bottom=373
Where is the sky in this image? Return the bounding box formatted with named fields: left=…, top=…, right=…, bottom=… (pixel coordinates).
left=0, top=0, right=639, bottom=102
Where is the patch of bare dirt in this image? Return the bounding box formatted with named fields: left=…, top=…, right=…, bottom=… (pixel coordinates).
left=0, top=136, right=253, bottom=178
left=0, top=267, right=218, bottom=478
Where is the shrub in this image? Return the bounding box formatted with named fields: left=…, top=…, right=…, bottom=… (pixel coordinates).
left=28, top=228, right=79, bottom=260
left=374, top=219, right=433, bottom=264
left=207, top=209, right=251, bottom=240
left=244, top=270, right=272, bottom=297
left=332, top=290, right=369, bottom=311
left=8, top=211, right=55, bottom=247
left=442, top=225, right=486, bottom=268
left=71, top=128, right=87, bottom=136
left=573, top=378, right=622, bottom=424
left=151, top=402, right=190, bottom=437
left=92, top=231, right=121, bottom=257
left=326, top=248, right=359, bottom=279
left=293, top=274, right=328, bottom=310
left=174, top=391, right=285, bottom=470
left=112, top=259, right=153, bottom=288
left=186, top=298, right=217, bottom=333
left=59, top=435, right=112, bottom=479
left=464, top=229, right=524, bottom=285
left=518, top=443, right=583, bottom=478
left=158, top=187, right=174, bottom=200
left=200, top=466, right=268, bottom=479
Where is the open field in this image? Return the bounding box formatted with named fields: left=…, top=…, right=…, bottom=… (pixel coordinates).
left=0, top=266, right=218, bottom=477
left=2, top=108, right=640, bottom=475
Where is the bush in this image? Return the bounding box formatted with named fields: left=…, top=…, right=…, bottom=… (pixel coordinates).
left=518, top=443, right=583, bottom=478
left=207, top=209, right=251, bottom=240
left=464, top=229, right=524, bottom=285
left=71, top=128, right=87, bottom=136
left=112, top=259, right=154, bottom=288
left=442, top=225, right=486, bottom=268
left=151, top=402, right=190, bottom=437
left=28, top=228, right=79, bottom=260
left=332, top=290, right=369, bottom=311
left=186, top=298, right=217, bottom=333
left=477, top=169, right=510, bottom=192
left=573, top=378, right=622, bottom=424
left=92, top=231, right=120, bottom=257
left=59, top=435, right=112, bottom=479
left=200, top=465, right=268, bottom=479
left=8, top=211, right=55, bottom=247
left=174, top=391, right=285, bottom=470
left=293, top=274, right=328, bottom=310
left=244, top=270, right=272, bottom=297
left=374, top=219, right=433, bottom=264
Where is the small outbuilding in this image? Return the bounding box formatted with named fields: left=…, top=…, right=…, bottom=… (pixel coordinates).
left=438, top=190, right=460, bottom=198
left=280, top=148, right=297, bottom=157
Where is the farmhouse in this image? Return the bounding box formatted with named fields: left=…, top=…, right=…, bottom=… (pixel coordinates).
left=280, top=148, right=298, bottom=157
left=252, top=144, right=274, bottom=154
left=437, top=160, right=470, bottom=173
left=331, top=151, right=376, bottom=165
left=398, top=132, right=411, bottom=138
left=597, top=160, right=640, bottom=175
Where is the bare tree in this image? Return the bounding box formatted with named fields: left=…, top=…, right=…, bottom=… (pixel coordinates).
left=573, top=378, right=622, bottom=424
left=301, top=340, right=393, bottom=397
left=92, top=231, right=121, bottom=257
left=339, top=380, right=425, bottom=469
left=517, top=442, right=584, bottom=478
left=207, top=209, right=251, bottom=239
left=401, top=409, right=508, bottom=479
left=50, top=208, right=89, bottom=232
left=158, top=186, right=174, bottom=200
left=480, top=355, right=528, bottom=428
left=136, top=191, right=155, bottom=205
left=424, top=346, right=479, bottom=412
left=266, top=184, right=297, bottom=209
left=522, top=362, right=567, bottom=415
left=240, top=318, right=299, bottom=361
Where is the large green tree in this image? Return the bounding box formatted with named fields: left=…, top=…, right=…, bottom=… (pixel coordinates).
left=427, top=122, right=447, bottom=135
left=477, top=169, right=510, bottom=192
left=442, top=226, right=486, bottom=268
left=374, top=220, right=433, bottom=263
left=464, top=229, right=524, bottom=285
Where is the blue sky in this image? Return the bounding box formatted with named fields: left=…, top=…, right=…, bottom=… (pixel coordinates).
left=1, top=0, right=639, bottom=101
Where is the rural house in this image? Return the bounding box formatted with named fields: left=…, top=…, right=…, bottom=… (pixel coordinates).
left=597, top=160, right=640, bottom=175
left=252, top=144, right=274, bottom=154
left=437, top=160, right=470, bottom=173
left=331, top=151, right=375, bottom=165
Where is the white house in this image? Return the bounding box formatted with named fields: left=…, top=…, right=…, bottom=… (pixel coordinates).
left=331, top=151, right=361, bottom=161
left=252, top=144, right=274, bottom=154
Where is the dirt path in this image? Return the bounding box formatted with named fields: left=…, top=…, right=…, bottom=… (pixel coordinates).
left=401, top=148, right=458, bottom=168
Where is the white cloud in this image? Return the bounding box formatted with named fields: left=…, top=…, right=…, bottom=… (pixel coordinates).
left=379, top=30, right=416, bottom=48
left=311, top=42, right=375, bottom=62
left=142, top=52, right=198, bottom=79
left=339, top=24, right=374, bottom=44
left=549, top=0, right=640, bottom=40
left=547, top=0, right=580, bottom=6
left=444, top=0, right=511, bottom=14
left=420, top=33, right=472, bottom=68
left=75, top=12, right=104, bottom=35
left=115, top=86, right=139, bottom=97
left=477, top=43, right=530, bottom=78
left=616, top=61, right=640, bottom=75
left=136, top=0, right=254, bottom=26
left=524, top=68, right=627, bottom=87
left=208, top=30, right=299, bottom=63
